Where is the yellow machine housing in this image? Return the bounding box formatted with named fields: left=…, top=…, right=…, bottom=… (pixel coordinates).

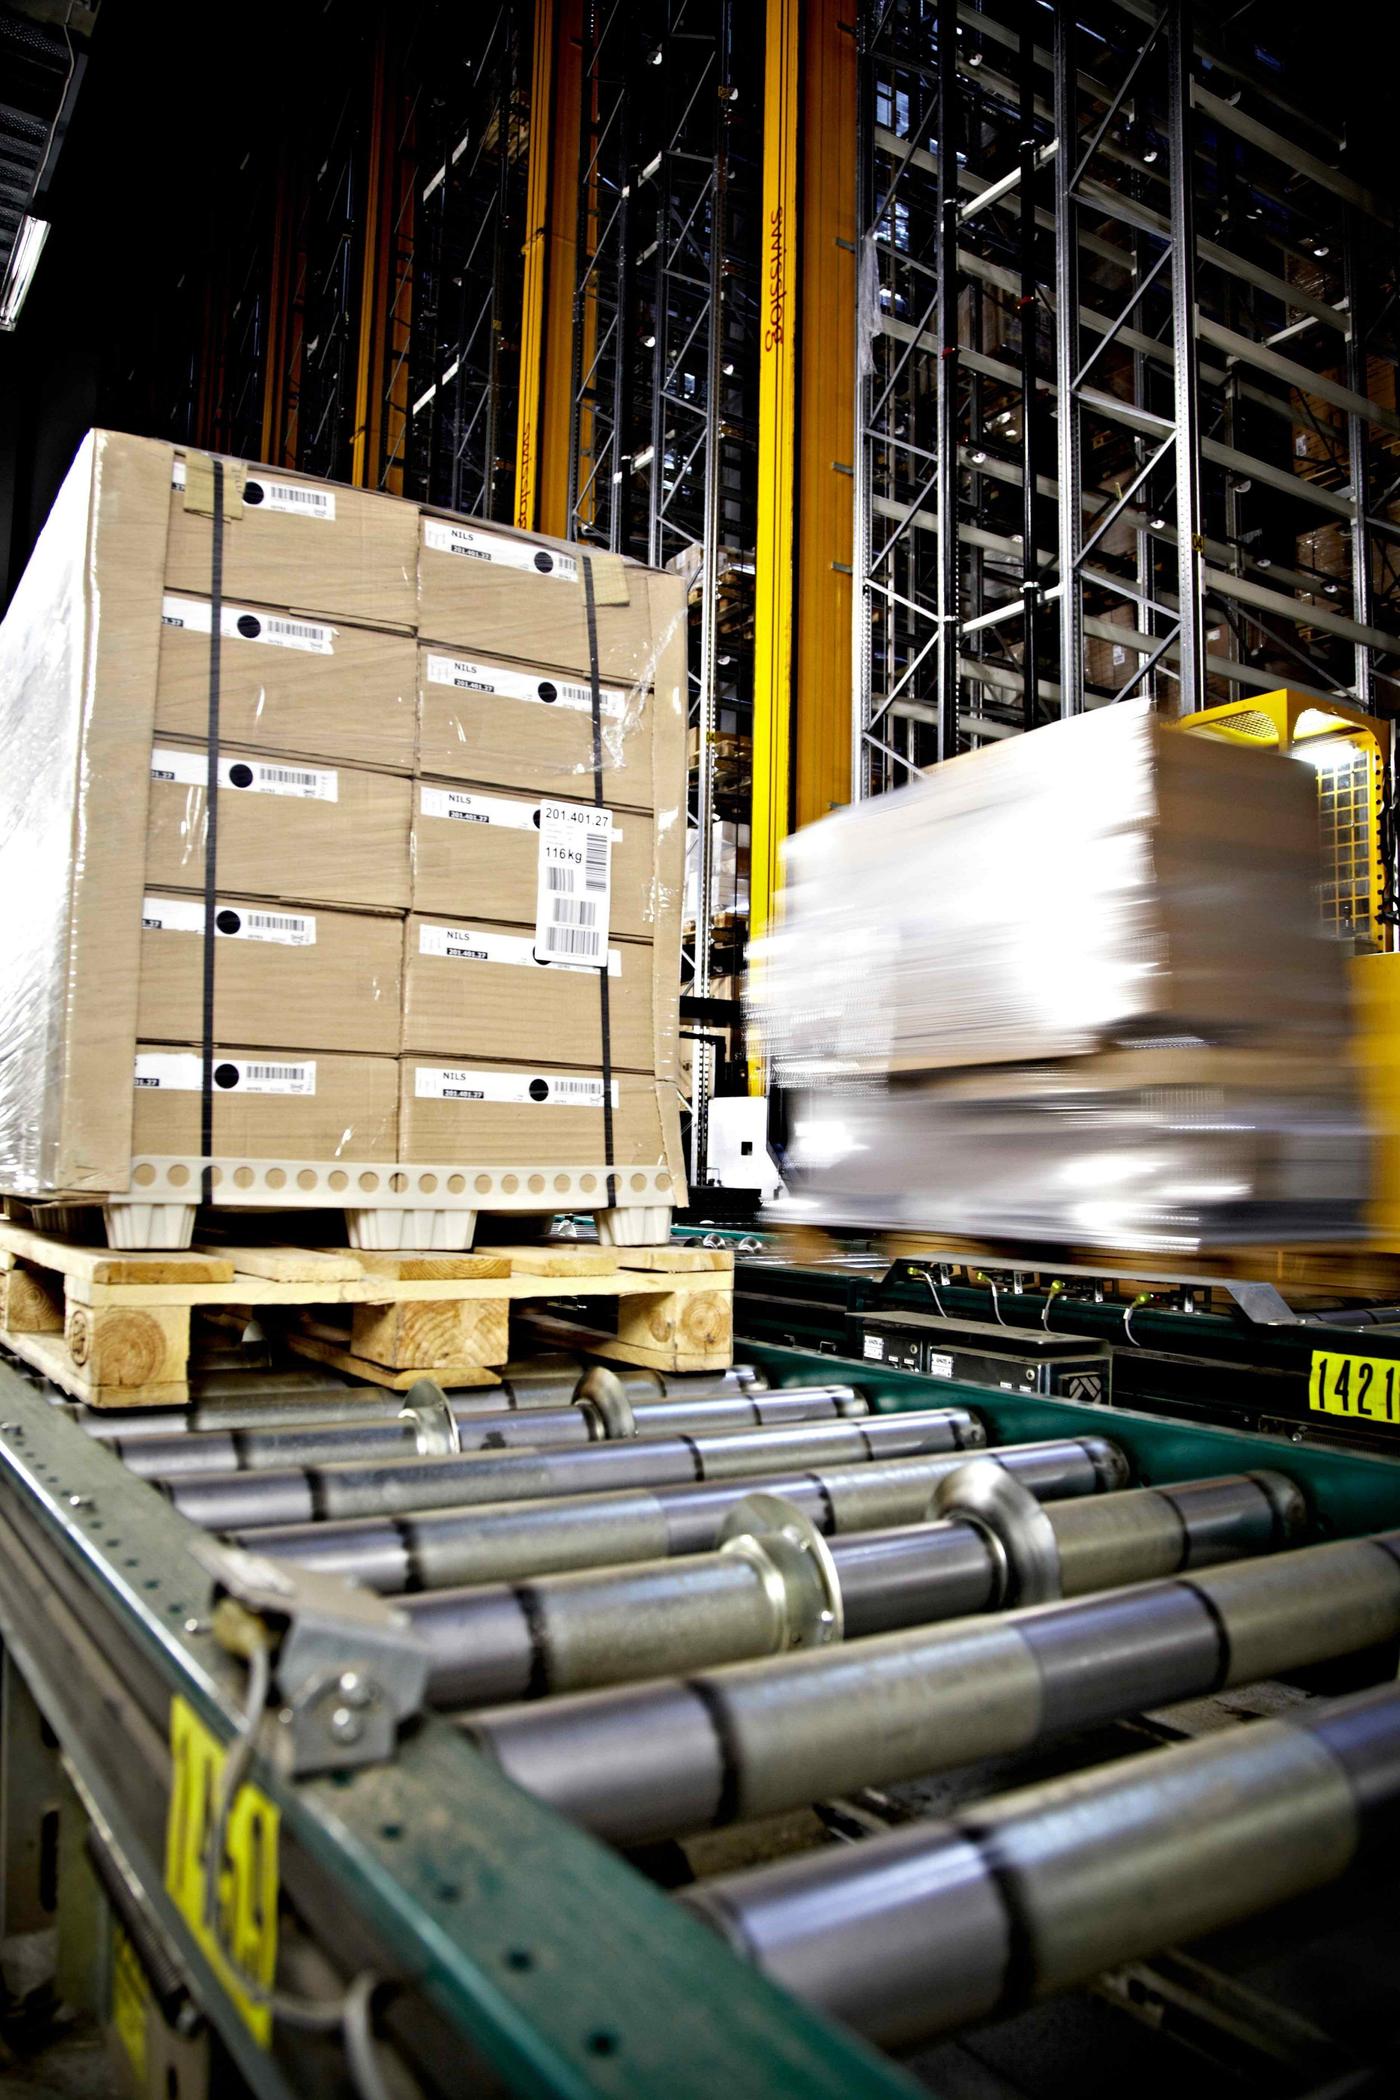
left=1179, top=690, right=1388, bottom=947
left=1180, top=691, right=1399, bottom=1253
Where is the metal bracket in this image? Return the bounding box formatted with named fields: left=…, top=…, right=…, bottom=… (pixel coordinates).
left=718, top=1493, right=845, bottom=1647
left=399, top=1378, right=463, bottom=1456
left=572, top=1365, right=639, bottom=1439
left=927, top=1459, right=1063, bottom=1607
left=195, top=1542, right=431, bottom=1775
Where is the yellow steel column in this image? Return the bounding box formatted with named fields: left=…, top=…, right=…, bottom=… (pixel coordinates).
left=537, top=0, right=582, bottom=536
left=351, top=29, right=392, bottom=487
left=750, top=0, right=801, bottom=994
left=515, top=0, right=558, bottom=531
left=794, top=0, right=854, bottom=829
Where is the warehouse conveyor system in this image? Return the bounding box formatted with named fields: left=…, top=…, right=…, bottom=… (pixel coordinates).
left=1, top=1317, right=1399, bottom=2096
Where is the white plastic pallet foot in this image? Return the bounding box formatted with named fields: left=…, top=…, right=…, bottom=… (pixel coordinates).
left=344, top=1206, right=478, bottom=1252
left=595, top=1205, right=674, bottom=1248
left=102, top=1202, right=198, bottom=1251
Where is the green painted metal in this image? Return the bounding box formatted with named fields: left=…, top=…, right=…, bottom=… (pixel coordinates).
left=0, top=1359, right=918, bottom=2100
left=749, top=1341, right=1400, bottom=1536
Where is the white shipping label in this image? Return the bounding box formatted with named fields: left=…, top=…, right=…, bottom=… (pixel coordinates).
left=417, top=785, right=535, bottom=830
left=928, top=1354, right=955, bottom=1379
left=417, top=923, right=620, bottom=976
left=414, top=1067, right=619, bottom=1106
left=242, top=474, right=336, bottom=519
left=423, top=652, right=626, bottom=719
left=161, top=593, right=335, bottom=656
left=421, top=518, right=578, bottom=583
left=535, top=801, right=613, bottom=967
left=170, top=458, right=336, bottom=518
left=141, top=895, right=316, bottom=947
left=862, top=1335, right=886, bottom=1360
left=150, top=748, right=339, bottom=802
left=133, top=1054, right=317, bottom=1096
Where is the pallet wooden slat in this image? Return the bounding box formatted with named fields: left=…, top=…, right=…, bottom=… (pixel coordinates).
left=0, top=1234, right=734, bottom=1403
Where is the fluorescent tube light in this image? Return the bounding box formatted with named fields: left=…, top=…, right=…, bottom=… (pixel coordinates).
left=0, top=216, right=51, bottom=331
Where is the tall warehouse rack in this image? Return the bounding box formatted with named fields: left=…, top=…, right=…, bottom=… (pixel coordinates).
left=853, top=0, right=1400, bottom=791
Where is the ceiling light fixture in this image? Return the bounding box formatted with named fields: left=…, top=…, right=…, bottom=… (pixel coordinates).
left=0, top=216, right=51, bottom=332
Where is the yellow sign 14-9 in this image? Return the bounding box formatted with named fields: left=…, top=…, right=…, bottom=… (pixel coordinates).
left=1309, top=1350, right=1400, bottom=1426
left=165, top=1695, right=279, bottom=2043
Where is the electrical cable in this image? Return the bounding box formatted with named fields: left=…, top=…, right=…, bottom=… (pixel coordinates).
left=977, top=1271, right=1008, bottom=1327
left=916, top=1265, right=947, bottom=1319
left=1041, top=1279, right=1064, bottom=1332
left=203, top=1638, right=408, bottom=2100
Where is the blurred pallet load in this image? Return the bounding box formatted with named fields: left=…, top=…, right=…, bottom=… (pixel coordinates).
left=753, top=699, right=1372, bottom=1258
left=0, top=432, right=691, bottom=1254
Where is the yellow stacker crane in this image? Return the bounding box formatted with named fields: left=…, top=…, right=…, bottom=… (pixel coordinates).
left=1179, top=689, right=1400, bottom=1250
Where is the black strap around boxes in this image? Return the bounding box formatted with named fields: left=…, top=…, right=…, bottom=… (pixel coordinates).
left=200, top=460, right=225, bottom=1206
left=581, top=554, right=618, bottom=1209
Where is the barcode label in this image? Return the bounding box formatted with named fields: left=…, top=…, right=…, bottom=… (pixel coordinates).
left=417, top=923, right=620, bottom=975
left=160, top=594, right=335, bottom=655
left=141, top=896, right=317, bottom=947
left=413, top=1066, right=619, bottom=1106
left=133, top=1054, right=316, bottom=1096
left=536, top=800, right=613, bottom=966
left=423, top=652, right=626, bottom=719
left=422, top=518, right=579, bottom=583
left=418, top=785, right=535, bottom=829
left=245, top=475, right=336, bottom=519
left=150, top=748, right=339, bottom=802
left=171, top=458, right=336, bottom=519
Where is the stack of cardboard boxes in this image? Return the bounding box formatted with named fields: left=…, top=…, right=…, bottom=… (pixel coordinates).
left=754, top=701, right=1372, bottom=1252
left=0, top=431, right=687, bottom=1247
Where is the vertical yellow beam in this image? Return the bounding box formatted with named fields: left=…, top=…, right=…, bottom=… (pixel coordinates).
left=794, top=0, right=855, bottom=829
left=537, top=0, right=582, bottom=536
left=352, top=30, right=391, bottom=488
left=750, top=0, right=801, bottom=977
left=260, top=151, right=295, bottom=468
left=515, top=0, right=558, bottom=530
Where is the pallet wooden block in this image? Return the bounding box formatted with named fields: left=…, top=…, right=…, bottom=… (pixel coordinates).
left=0, top=1221, right=733, bottom=1405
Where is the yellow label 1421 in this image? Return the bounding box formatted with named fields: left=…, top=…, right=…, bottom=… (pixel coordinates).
left=165, top=1695, right=280, bottom=2044
left=1308, top=1350, right=1400, bottom=1426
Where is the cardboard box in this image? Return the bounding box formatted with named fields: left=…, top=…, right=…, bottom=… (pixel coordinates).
left=138, top=894, right=402, bottom=1055
left=0, top=428, right=686, bottom=1201
left=156, top=595, right=416, bottom=772
left=401, top=917, right=659, bottom=1071
left=164, top=452, right=417, bottom=631
left=399, top=1059, right=684, bottom=1179
left=0, top=431, right=169, bottom=1192
left=416, top=644, right=654, bottom=806
left=146, top=744, right=412, bottom=910
left=416, top=516, right=685, bottom=685
left=132, top=1044, right=399, bottom=1162
left=410, top=782, right=661, bottom=937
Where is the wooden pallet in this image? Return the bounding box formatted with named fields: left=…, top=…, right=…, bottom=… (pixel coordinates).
left=0, top=1222, right=733, bottom=1408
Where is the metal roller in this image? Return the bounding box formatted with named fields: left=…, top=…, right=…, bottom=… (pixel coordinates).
left=71, top=1362, right=770, bottom=1441
left=680, top=1682, right=1400, bottom=2050
left=105, top=1383, right=865, bottom=1481
left=467, top=1530, right=1400, bottom=1848
left=156, top=1404, right=988, bottom=1531
left=398, top=1466, right=1304, bottom=1710
left=238, top=1437, right=1128, bottom=1593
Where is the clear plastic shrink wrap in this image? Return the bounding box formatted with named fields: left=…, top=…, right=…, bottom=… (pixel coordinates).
left=754, top=701, right=1370, bottom=1251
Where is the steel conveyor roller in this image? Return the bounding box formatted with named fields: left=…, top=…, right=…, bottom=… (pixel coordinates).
left=154, top=1404, right=988, bottom=1530
left=468, top=1530, right=1400, bottom=1845
left=235, top=1437, right=1127, bottom=1592
left=400, top=1465, right=1303, bottom=1708
left=66, top=1363, right=766, bottom=1440
left=106, top=1384, right=865, bottom=1480
left=680, top=1682, right=1400, bottom=2050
